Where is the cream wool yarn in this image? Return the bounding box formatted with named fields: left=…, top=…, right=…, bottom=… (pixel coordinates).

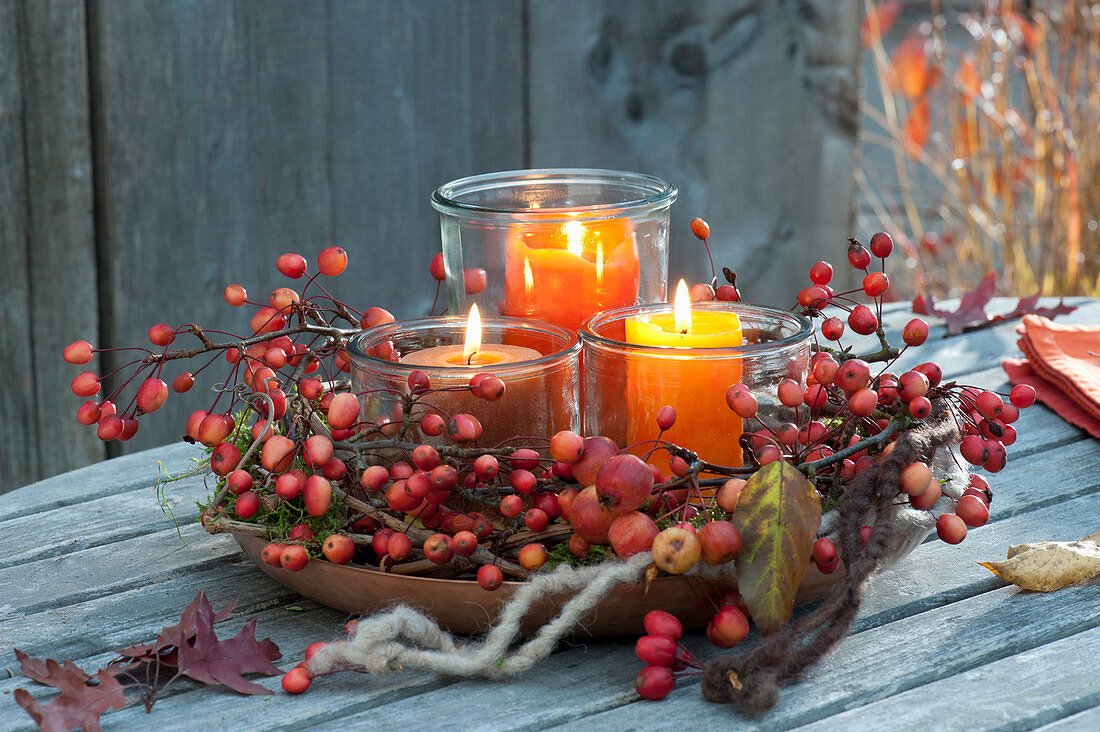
left=308, top=553, right=656, bottom=679
left=307, top=549, right=764, bottom=680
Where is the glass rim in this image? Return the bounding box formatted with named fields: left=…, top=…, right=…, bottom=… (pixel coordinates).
left=579, top=301, right=814, bottom=357
left=430, top=168, right=677, bottom=221
left=347, top=315, right=581, bottom=378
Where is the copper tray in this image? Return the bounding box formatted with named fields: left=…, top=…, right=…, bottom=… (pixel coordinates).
left=235, top=535, right=840, bottom=637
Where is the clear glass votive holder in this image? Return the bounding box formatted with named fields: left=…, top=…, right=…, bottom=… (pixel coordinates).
left=346, top=317, right=581, bottom=447
left=431, top=169, right=676, bottom=332
left=579, top=302, right=814, bottom=469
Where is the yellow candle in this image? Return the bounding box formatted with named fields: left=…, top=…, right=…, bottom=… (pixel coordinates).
left=624, top=281, right=744, bottom=470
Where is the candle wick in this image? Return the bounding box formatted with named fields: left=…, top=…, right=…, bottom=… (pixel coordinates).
left=680, top=329, right=688, bottom=335
left=467, top=351, right=478, bottom=365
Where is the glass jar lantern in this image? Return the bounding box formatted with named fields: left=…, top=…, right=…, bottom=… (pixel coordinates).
left=346, top=316, right=581, bottom=447
left=579, top=302, right=814, bottom=469
left=431, top=169, right=676, bottom=332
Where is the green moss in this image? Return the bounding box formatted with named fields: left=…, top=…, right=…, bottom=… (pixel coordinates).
left=656, top=504, right=726, bottom=531
left=544, top=540, right=612, bottom=569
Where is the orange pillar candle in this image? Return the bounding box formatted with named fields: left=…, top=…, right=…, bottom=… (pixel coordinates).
left=501, top=217, right=640, bottom=331
left=624, top=281, right=744, bottom=468
left=399, top=306, right=561, bottom=446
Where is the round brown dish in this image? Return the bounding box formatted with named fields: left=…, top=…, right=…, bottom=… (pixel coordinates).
left=235, top=534, right=840, bottom=637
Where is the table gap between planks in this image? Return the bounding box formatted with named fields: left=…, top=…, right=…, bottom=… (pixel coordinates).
left=1, top=301, right=1099, bottom=731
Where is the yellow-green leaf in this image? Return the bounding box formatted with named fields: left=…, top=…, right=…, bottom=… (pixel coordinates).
left=732, top=461, right=821, bottom=635
left=981, top=532, right=1100, bottom=592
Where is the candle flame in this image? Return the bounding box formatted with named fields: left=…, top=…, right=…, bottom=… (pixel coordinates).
left=674, top=279, right=692, bottom=335
left=463, top=304, right=482, bottom=363
left=564, top=220, right=584, bottom=256
left=523, top=257, right=534, bottom=294
left=596, top=240, right=604, bottom=287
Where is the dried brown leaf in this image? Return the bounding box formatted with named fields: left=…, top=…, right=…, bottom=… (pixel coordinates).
left=995, top=295, right=1077, bottom=324
left=16, top=591, right=281, bottom=730
left=980, top=532, right=1100, bottom=592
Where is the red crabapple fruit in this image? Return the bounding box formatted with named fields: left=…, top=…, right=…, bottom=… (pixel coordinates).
left=322, top=534, right=355, bottom=564
left=477, top=564, right=504, bottom=591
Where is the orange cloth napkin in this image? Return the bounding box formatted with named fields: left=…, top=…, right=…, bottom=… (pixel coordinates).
left=1002, top=315, right=1100, bottom=439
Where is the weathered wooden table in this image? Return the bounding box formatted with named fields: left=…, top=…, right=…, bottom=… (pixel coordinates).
left=3, top=302, right=1100, bottom=731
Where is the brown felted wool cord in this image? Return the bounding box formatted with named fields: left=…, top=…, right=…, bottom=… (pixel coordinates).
left=701, top=410, right=960, bottom=715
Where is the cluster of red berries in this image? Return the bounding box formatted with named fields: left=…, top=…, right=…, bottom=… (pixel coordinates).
left=62, top=243, right=553, bottom=580
left=543, top=431, right=744, bottom=574
left=64, top=246, right=354, bottom=444
left=788, top=235, right=893, bottom=336
left=632, top=602, right=751, bottom=701
left=694, top=230, right=1034, bottom=555
left=281, top=418, right=748, bottom=584
left=246, top=373, right=549, bottom=580
left=931, top=382, right=1034, bottom=544
left=280, top=619, right=362, bottom=694
left=428, top=251, right=488, bottom=301
left=634, top=611, right=696, bottom=701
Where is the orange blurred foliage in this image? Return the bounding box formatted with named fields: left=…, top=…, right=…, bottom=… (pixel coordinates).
left=860, top=0, right=1100, bottom=298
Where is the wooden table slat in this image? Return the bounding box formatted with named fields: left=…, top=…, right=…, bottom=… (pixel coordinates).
left=0, top=524, right=240, bottom=623
left=0, top=472, right=204, bottom=571
left=0, top=442, right=200, bottom=523
left=559, top=580, right=1100, bottom=732
left=855, top=486, right=1100, bottom=628
left=1032, top=704, right=1100, bottom=732
left=0, top=561, right=301, bottom=674
left=258, top=476, right=1100, bottom=731
left=791, top=625, right=1100, bottom=732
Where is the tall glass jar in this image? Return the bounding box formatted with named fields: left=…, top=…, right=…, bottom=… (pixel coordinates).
left=431, top=169, right=676, bottom=331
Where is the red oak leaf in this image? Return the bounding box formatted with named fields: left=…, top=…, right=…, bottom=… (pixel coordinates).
left=15, top=649, right=90, bottom=689
left=16, top=593, right=281, bottom=729
left=913, top=271, right=996, bottom=334
left=14, top=668, right=125, bottom=732
left=913, top=271, right=1077, bottom=335
left=995, top=294, right=1077, bottom=323
left=113, top=590, right=234, bottom=666
left=173, top=593, right=282, bottom=695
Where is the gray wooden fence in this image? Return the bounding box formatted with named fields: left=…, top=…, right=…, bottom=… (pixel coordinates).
left=0, top=0, right=860, bottom=492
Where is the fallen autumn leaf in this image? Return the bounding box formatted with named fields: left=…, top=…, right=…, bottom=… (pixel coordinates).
left=980, top=531, right=1100, bottom=592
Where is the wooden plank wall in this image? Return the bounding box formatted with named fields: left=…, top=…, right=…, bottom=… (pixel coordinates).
left=528, top=0, right=861, bottom=296
left=1, top=0, right=104, bottom=493
left=0, top=0, right=859, bottom=492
